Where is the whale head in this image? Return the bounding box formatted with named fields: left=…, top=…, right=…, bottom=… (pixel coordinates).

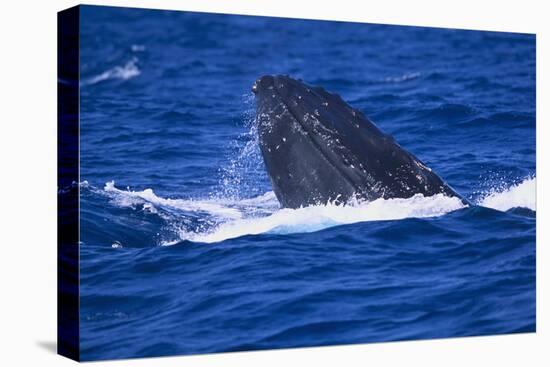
left=251, top=75, right=463, bottom=209
left=252, top=74, right=384, bottom=208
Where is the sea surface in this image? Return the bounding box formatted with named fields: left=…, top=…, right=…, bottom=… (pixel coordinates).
left=73, top=5, right=535, bottom=361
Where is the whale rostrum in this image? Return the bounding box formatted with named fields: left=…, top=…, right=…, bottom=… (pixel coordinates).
left=252, top=75, right=465, bottom=209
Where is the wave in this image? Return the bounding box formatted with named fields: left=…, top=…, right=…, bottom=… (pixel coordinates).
left=103, top=181, right=246, bottom=220
left=100, top=182, right=465, bottom=244
left=98, top=175, right=534, bottom=245
left=478, top=176, right=536, bottom=212
left=81, top=57, right=141, bottom=86
left=178, top=194, right=466, bottom=244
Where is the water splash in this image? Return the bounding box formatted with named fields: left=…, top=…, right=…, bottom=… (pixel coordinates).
left=98, top=172, right=535, bottom=245
left=104, top=181, right=243, bottom=219
left=215, top=93, right=269, bottom=199
left=478, top=176, right=536, bottom=211
left=177, top=193, right=466, bottom=244
left=99, top=181, right=465, bottom=244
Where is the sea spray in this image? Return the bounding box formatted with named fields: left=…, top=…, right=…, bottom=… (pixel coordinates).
left=100, top=176, right=535, bottom=245
left=216, top=93, right=269, bottom=200
left=479, top=176, right=536, bottom=211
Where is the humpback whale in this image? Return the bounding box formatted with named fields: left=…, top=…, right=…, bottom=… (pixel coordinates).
left=252, top=75, right=465, bottom=209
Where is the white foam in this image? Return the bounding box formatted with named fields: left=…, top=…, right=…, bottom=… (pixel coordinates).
left=104, top=181, right=243, bottom=219
left=478, top=177, right=536, bottom=212
left=178, top=193, right=466, bottom=244
left=384, top=72, right=421, bottom=83
left=131, top=44, right=146, bottom=52
left=81, top=57, right=141, bottom=86
left=102, top=177, right=535, bottom=245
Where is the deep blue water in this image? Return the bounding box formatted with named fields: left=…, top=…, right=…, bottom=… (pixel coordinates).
left=74, top=5, right=535, bottom=361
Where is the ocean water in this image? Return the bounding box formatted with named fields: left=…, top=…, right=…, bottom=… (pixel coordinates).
left=73, top=5, right=535, bottom=361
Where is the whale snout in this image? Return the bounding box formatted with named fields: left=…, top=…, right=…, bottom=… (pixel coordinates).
left=252, top=74, right=299, bottom=96
left=252, top=75, right=466, bottom=208
left=252, top=75, right=277, bottom=94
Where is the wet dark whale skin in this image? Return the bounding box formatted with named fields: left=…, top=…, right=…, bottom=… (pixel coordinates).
left=252, top=75, right=464, bottom=209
